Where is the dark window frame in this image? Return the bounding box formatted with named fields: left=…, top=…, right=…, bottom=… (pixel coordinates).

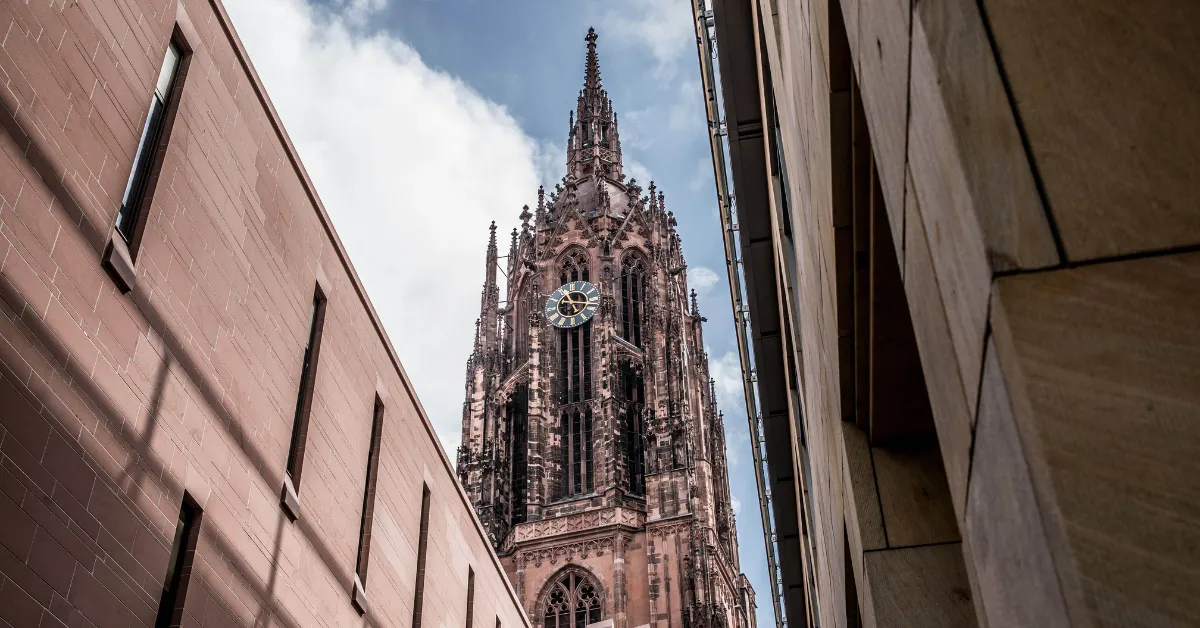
left=412, top=484, right=432, bottom=628
left=155, top=493, right=202, bottom=628
left=285, top=287, right=328, bottom=490
left=354, top=396, right=386, bottom=587
left=116, top=30, right=191, bottom=259
left=466, top=567, right=476, bottom=628
left=509, top=384, right=529, bottom=523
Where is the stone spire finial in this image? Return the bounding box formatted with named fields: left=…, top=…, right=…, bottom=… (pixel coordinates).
left=520, top=204, right=532, bottom=233
left=691, top=289, right=700, bottom=317
left=567, top=28, right=623, bottom=182
left=584, top=27, right=601, bottom=94
left=478, top=222, right=500, bottom=350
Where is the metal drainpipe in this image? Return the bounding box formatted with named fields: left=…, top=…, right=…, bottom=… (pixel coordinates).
left=687, top=2, right=786, bottom=628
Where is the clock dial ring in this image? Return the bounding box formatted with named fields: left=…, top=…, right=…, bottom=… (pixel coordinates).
left=545, top=281, right=600, bottom=328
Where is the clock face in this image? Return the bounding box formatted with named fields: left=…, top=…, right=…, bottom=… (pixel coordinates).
left=545, top=281, right=600, bottom=328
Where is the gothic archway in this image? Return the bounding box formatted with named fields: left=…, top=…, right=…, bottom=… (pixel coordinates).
left=535, top=566, right=605, bottom=628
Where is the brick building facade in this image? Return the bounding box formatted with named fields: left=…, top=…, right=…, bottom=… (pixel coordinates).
left=692, top=0, right=1200, bottom=626
left=0, top=1, right=527, bottom=627
left=457, top=30, right=756, bottom=628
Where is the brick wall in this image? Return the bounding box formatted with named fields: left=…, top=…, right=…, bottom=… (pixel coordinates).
left=0, top=0, right=528, bottom=627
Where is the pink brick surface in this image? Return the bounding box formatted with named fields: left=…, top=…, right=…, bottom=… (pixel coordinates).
left=0, top=1, right=527, bottom=627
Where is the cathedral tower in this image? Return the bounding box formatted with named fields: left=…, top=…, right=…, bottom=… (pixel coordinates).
left=458, top=29, right=755, bottom=628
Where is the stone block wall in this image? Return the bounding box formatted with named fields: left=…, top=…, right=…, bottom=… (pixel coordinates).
left=0, top=1, right=528, bottom=627
left=707, top=0, right=1200, bottom=625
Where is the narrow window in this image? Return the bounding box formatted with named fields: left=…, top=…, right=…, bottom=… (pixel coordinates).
left=558, top=329, right=569, bottom=404
left=285, top=288, right=328, bottom=490
left=465, top=567, right=476, bottom=628
left=562, top=408, right=596, bottom=497
left=584, top=409, right=594, bottom=492
left=412, top=484, right=432, bottom=628
left=582, top=323, right=592, bottom=398
left=571, top=411, right=582, bottom=494
left=116, top=39, right=185, bottom=249
left=623, top=363, right=646, bottom=495
left=354, top=398, right=385, bottom=587
left=620, top=258, right=646, bottom=347
left=509, top=384, right=529, bottom=523
left=560, top=412, right=571, bottom=497
left=155, top=494, right=202, bottom=628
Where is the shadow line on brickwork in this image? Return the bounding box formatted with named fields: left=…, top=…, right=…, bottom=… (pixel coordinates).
left=0, top=281, right=383, bottom=628
left=0, top=85, right=108, bottom=254
left=119, top=353, right=171, bottom=498
left=252, top=510, right=287, bottom=628
left=0, top=102, right=386, bottom=627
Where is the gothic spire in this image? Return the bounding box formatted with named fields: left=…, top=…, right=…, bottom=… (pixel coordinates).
left=479, top=222, right=500, bottom=351
left=584, top=27, right=602, bottom=96
left=567, top=28, right=623, bottom=182
left=536, top=185, right=547, bottom=225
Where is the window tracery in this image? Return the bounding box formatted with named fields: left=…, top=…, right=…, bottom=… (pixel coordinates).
left=540, top=570, right=603, bottom=628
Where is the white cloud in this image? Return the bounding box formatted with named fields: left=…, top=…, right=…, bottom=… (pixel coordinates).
left=688, top=265, right=719, bottom=296
left=536, top=142, right=568, bottom=188
left=707, top=349, right=747, bottom=468
left=625, top=159, right=653, bottom=186
left=598, top=0, right=695, bottom=78
left=731, top=496, right=742, bottom=515
left=621, top=79, right=707, bottom=149
left=225, top=0, right=547, bottom=452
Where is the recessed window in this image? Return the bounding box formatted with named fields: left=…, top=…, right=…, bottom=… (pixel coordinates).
left=116, top=40, right=183, bottom=245
left=354, top=398, right=385, bottom=587
left=285, top=288, right=328, bottom=490
left=620, top=257, right=646, bottom=347
left=509, top=384, right=529, bottom=523
left=412, top=484, right=432, bottom=628
left=561, top=408, right=594, bottom=497
left=465, top=567, right=475, bottom=628
left=155, top=494, right=202, bottom=628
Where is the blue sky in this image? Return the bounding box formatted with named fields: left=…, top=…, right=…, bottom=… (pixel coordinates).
left=225, top=0, right=772, bottom=624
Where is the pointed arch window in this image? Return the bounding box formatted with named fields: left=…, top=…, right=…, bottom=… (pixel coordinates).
left=541, top=571, right=602, bottom=628
left=620, top=256, right=646, bottom=347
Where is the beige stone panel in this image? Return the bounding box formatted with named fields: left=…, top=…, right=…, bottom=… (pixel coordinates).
left=837, top=0, right=859, bottom=75
left=958, top=536, right=989, bottom=628
left=856, top=0, right=910, bottom=253
left=911, top=0, right=1058, bottom=271
left=841, top=421, right=887, bottom=552
left=992, top=252, right=1200, bottom=627
left=966, top=337, right=1072, bottom=628
left=902, top=168, right=973, bottom=521
left=873, top=440, right=960, bottom=548
left=982, top=0, right=1200, bottom=260
left=864, top=542, right=978, bottom=628
left=812, top=0, right=831, bottom=92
